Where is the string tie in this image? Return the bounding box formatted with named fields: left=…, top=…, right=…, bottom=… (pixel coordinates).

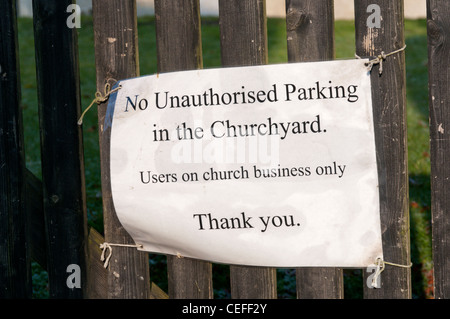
left=99, top=242, right=143, bottom=269
left=78, top=80, right=122, bottom=125
left=371, top=257, right=412, bottom=288
left=355, top=45, right=406, bottom=75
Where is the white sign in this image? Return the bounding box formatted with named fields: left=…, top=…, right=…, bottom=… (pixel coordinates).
left=107, top=60, right=383, bottom=267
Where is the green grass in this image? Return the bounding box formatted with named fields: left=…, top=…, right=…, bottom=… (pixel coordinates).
left=17, top=16, right=432, bottom=299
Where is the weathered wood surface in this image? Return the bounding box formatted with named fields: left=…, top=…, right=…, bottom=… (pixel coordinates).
left=87, top=226, right=167, bottom=299
left=428, top=0, right=450, bottom=299
left=155, top=0, right=213, bottom=299
left=219, top=0, right=268, bottom=67
left=286, top=0, right=335, bottom=62
left=26, top=169, right=46, bottom=270
left=0, top=0, right=31, bottom=298
left=285, top=0, right=344, bottom=299
left=92, top=0, right=151, bottom=299
left=354, top=0, right=411, bottom=298
left=32, top=0, right=88, bottom=298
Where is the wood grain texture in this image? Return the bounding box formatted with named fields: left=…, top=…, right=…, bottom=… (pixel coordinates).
left=219, top=0, right=268, bottom=67
left=218, top=0, right=277, bottom=299
left=427, top=0, right=450, bottom=299
left=285, top=0, right=344, bottom=299
left=155, top=0, right=213, bottom=299
left=26, top=169, right=46, bottom=270
left=286, top=0, right=335, bottom=62
left=86, top=226, right=168, bottom=299
left=32, top=0, right=88, bottom=298
left=92, top=0, right=151, bottom=299
left=354, top=0, right=411, bottom=299
left=0, top=0, right=31, bottom=298
left=86, top=227, right=108, bottom=299
left=155, top=0, right=203, bottom=73
left=229, top=265, right=277, bottom=299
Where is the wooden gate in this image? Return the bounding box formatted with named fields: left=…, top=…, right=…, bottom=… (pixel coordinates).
left=0, top=0, right=449, bottom=299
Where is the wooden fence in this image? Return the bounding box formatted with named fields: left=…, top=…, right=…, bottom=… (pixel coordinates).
left=0, top=0, right=449, bottom=299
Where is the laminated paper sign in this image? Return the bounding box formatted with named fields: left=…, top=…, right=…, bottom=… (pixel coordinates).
left=107, top=59, right=383, bottom=267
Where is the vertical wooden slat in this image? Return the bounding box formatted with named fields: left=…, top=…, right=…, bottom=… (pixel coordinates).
left=155, top=0, right=203, bottom=72
left=428, top=0, right=450, bottom=299
left=32, top=0, right=88, bottom=298
left=285, top=0, right=343, bottom=299
left=354, top=0, right=411, bottom=299
left=219, top=0, right=268, bottom=67
left=286, top=0, right=335, bottom=62
left=92, top=0, right=151, bottom=299
left=166, top=257, right=212, bottom=299
left=154, top=0, right=213, bottom=299
left=26, top=169, right=47, bottom=270
left=0, top=0, right=31, bottom=298
left=218, top=0, right=277, bottom=299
